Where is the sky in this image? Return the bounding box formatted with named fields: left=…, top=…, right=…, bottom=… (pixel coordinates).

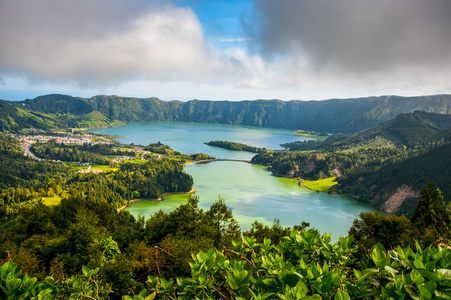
left=1, top=0, right=451, bottom=101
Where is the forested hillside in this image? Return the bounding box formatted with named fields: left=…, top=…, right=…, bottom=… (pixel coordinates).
left=252, top=111, right=451, bottom=215
left=335, top=142, right=451, bottom=216
left=10, top=93, right=451, bottom=134
left=0, top=99, right=62, bottom=132
left=1, top=106, right=451, bottom=298
left=282, top=111, right=451, bottom=151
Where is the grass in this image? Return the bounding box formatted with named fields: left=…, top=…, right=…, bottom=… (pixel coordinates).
left=42, top=196, right=62, bottom=206
left=293, top=130, right=330, bottom=140
left=91, top=165, right=118, bottom=171
left=301, top=177, right=338, bottom=192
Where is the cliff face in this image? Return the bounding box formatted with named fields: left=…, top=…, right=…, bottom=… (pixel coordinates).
left=11, top=94, right=451, bottom=134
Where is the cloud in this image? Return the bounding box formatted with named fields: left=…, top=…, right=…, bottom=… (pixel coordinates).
left=247, top=0, right=451, bottom=75
left=0, top=76, right=5, bottom=85
left=1, top=0, right=450, bottom=100
left=0, top=0, right=242, bottom=86
left=218, top=38, right=252, bottom=43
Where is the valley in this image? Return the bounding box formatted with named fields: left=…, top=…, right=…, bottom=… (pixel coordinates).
left=1, top=94, right=451, bottom=298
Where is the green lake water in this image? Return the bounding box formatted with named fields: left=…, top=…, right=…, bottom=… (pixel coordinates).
left=93, top=122, right=376, bottom=239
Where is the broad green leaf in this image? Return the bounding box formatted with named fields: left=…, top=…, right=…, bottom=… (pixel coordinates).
left=418, top=284, right=433, bottom=300
left=334, top=290, right=351, bottom=300
left=414, top=258, right=425, bottom=270
left=6, top=278, right=21, bottom=293
left=82, top=265, right=90, bottom=277
left=144, top=292, right=156, bottom=300
left=410, top=269, right=425, bottom=285
left=371, top=243, right=390, bottom=268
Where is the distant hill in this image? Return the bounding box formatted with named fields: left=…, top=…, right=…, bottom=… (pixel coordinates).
left=19, top=94, right=94, bottom=115
left=320, top=111, right=451, bottom=150
left=336, top=141, right=451, bottom=216
left=9, top=93, right=451, bottom=134
left=0, top=99, right=62, bottom=133
left=327, top=112, right=451, bottom=215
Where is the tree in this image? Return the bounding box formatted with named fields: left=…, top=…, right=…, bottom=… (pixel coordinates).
left=349, top=211, right=411, bottom=255
left=410, top=182, right=451, bottom=244
left=205, top=197, right=240, bottom=247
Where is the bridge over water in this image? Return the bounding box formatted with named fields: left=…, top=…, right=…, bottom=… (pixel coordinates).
left=193, top=158, right=251, bottom=164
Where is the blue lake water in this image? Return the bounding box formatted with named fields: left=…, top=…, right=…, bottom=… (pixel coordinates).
left=93, top=122, right=375, bottom=239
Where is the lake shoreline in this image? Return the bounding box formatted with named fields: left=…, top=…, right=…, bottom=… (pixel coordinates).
left=117, top=187, right=196, bottom=212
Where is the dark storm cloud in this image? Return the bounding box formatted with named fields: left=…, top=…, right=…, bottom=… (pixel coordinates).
left=247, top=0, right=451, bottom=74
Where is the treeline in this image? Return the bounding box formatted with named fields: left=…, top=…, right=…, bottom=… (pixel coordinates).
left=31, top=141, right=133, bottom=165
left=335, top=141, right=451, bottom=216
left=0, top=99, right=63, bottom=133
left=283, top=111, right=451, bottom=152
left=1, top=130, right=451, bottom=298
left=1, top=183, right=450, bottom=299
left=143, top=142, right=176, bottom=155
left=0, top=134, right=74, bottom=191
left=251, top=147, right=403, bottom=179
left=0, top=133, right=194, bottom=221
left=205, top=140, right=267, bottom=153
left=12, top=93, right=451, bottom=134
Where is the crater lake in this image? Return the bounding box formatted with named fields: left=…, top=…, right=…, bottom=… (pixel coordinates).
left=93, top=122, right=376, bottom=238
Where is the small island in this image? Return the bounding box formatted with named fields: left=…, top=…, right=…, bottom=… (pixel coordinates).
left=205, top=140, right=267, bottom=153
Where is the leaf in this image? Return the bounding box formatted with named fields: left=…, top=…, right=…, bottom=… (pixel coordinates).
left=6, top=278, right=22, bottom=293
left=44, top=277, right=54, bottom=285
left=410, top=269, right=425, bottom=285
left=356, top=268, right=379, bottom=283
left=144, top=292, right=157, bottom=300
left=384, top=265, right=399, bottom=276
left=414, top=258, right=425, bottom=270
left=82, top=265, right=90, bottom=277
left=371, top=243, right=390, bottom=268
left=334, top=290, right=351, bottom=300
left=418, top=284, right=433, bottom=300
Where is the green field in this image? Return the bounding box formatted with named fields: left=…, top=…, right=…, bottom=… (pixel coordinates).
left=91, top=165, right=118, bottom=172
left=293, top=130, right=330, bottom=140
left=301, top=177, right=338, bottom=192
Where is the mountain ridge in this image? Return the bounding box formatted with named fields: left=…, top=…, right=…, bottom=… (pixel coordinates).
left=6, top=93, right=451, bottom=134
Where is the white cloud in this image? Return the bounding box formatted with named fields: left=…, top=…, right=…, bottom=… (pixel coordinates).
left=1, top=0, right=450, bottom=101
left=0, top=0, right=245, bottom=86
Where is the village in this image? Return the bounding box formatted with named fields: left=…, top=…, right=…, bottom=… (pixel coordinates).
left=16, top=134, right=108, bottom=161
left=13, top=133, right=152, bottom=173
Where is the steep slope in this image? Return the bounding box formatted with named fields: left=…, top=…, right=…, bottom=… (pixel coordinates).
left=10, top=93, right=451, bottom=134
left=0, top=99, right=63, bottom=132
left=325, top=111, right=451, bottom=149
left=336, top=141, right=451, bottom=215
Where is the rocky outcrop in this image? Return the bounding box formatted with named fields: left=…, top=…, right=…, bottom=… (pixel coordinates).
left=380, top=185, right=419, bottom=214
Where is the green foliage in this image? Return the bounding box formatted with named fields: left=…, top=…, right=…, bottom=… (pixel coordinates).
left=31, top=140, right=132, bottom=164
left=143, top=142, right=173, bottom=155
left=338, top=142, right=451, bottom=215
left=252, top=148, right=402, bottom=180
left=147, top=229, right=451, bottom=299
left=350, top=211, right=412, bottom=254
left=0, top=262, right=112, bottom=299
left=285, top=111, right=451, bottom=152
left=0, top=134, right=74, bottom=191
left=9, top=93, right=451, bottom=134
left=0, top=99, right=60, bottom=133
left=99, top=236, right=121, bottom=264
left=206, top=140, right=267, bottom=153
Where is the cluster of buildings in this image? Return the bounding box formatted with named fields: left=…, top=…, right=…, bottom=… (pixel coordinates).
left=16, top=134, right=108, bottom=161
left=111, top=156, right=133, bottom=163
left=14, top=134, right=158, bottom=174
